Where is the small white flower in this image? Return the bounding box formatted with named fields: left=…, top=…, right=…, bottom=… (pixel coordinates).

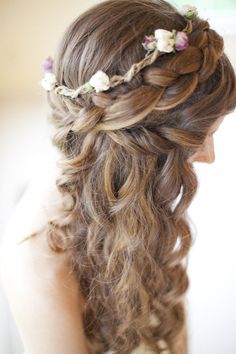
left=88, top=70, right=110, bottom=93
left=179, top=4, right=198, bottom=19
left=154, top=29, right=175, bottom=53
left=40, top=72, right=57, bottom=91
left=156, top=38, right=175, bottom=53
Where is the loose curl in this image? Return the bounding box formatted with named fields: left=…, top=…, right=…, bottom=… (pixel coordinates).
left=35, top=0, right=236, bottom=353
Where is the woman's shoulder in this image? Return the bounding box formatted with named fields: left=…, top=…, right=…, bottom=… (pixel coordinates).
left=0, top=161, right=87, bottom=309
left=2, top=161, right=62, bottom=248
left=0, top=222, right=90, bottom=354
left=0, top=161, right=68, bottom=284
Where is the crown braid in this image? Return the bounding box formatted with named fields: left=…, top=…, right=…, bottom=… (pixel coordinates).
left=47, top=19, right=223, bottom=140
left=40, top=7, right=196, bottom=99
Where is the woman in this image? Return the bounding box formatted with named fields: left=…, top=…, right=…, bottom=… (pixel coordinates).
left=1, top=0, right=236, bottom=353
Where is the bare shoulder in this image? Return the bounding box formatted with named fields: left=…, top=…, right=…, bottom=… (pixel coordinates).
left=2, top=161, right=63, bottom=248
left=0, top=166, right=90, bottom=353
left=0, top=160, right=86, bottom=309
left=0, top=158, right=77, bottom=294
left=0, top=232, right=90, bottom=354
left=0, top=168, right=84, bottom=304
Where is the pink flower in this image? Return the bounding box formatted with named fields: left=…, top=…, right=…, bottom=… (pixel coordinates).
left=142, top=35, right=157, bottom=51
left=42, top=56, right=53, bottom=73
left=174, top=31, right=189, bottom=51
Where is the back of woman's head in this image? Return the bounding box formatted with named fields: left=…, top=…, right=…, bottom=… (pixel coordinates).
left=43, top=1, right=236, bottom=353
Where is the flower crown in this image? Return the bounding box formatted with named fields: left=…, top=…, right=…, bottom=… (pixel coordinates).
left=40, top=4, right=198, bottom=99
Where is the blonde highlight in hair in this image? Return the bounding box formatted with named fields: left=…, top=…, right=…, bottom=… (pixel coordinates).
left=35, top=0, right=236, bottom=353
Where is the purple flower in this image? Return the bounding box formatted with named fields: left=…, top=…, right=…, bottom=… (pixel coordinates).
left=42, top=56, right=53, bottom=73
left=142, top=35, right=157, bottom=52
left=175, top=31, right=189, bottom=51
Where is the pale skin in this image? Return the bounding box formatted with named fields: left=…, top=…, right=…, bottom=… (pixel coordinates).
left=0, top=164, right=91, bottom=354
left=0, top=115, right=225, bottom=354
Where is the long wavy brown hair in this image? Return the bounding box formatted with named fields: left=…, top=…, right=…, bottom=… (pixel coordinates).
left=34, top=0, right=236, bottom=353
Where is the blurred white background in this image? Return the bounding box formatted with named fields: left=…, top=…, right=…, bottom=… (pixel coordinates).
left=0, top=1, right=236, bottom=354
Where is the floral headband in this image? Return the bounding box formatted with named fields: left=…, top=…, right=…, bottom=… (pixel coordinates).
left=40, top=4, right=198, bottom=99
